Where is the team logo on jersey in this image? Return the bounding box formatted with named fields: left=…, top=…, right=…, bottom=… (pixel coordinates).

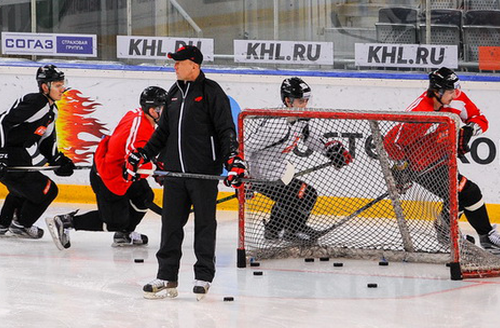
left=195, top=96, right=203, bottom=102
left=282, top=135, right=300, bottom=154
left=34, top=126, right=47, bottom=136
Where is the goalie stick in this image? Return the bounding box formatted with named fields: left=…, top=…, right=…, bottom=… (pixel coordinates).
left=138, top=161, right=296, bottom=186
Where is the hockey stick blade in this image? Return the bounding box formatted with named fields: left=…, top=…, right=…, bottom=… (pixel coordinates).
left=314, top=157, right=449, bottom=238
left=138, top=162, right=296, bottom=186
left=7, top=165, right=93, bottom=172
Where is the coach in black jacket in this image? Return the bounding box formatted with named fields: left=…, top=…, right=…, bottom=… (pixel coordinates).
left=128, top=45, right=246, bottom=300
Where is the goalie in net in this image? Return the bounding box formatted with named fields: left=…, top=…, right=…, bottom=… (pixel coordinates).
left=244, top=77, right=352, bottom=244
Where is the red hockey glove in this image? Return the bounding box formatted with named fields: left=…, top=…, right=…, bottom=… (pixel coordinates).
left=325, top=141, right=353, bottom=169
left=224, top=155, right=246, bottom=188
left=458, top=125, right=473, bottom=156
left=123, top=148, right=150, bottom=182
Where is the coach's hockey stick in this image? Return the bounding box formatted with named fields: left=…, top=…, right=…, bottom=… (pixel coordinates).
left=7, top=165, right=92, bottom=172
left=138, top=161, right=296, bottom=186
left=313, top=158, right=448, bottom=239
left=193, top=160, right=339, bottom=208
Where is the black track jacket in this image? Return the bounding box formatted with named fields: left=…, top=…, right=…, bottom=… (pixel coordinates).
left=144, top=71, right=238, bottom=175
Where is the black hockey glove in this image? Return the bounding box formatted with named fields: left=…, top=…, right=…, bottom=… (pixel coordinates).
left=0, top=149, right=8, bottom=179
left=51, top=152, right=75, bottom=177
left=124, top=148, right=150, bottom=182
left=390, top=161, right=412, bottom=194
left=458, top=124, right=473, bottom=157
left=224, top=154, right=246, bottom=188
left=325, top=141, right=353, bottom=169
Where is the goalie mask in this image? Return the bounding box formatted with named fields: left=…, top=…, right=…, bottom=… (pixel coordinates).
left=428, top=67, right=461, bottom=103
left=280, top=77, right=311, bottom=107
left=140, top=86, right=168, bottom=120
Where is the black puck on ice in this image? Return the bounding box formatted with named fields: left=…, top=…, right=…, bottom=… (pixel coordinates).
left=250, top=262, right=261, bottom=267
left=378, top=261, right=389, bottom=266
left=134, top=259, right=144, bottom=263
left=319, top=257, right=330, bottom=262
left=333, top=262, right=343, bottom=267
left=253, top=271, right=263, bottom=276
left=304, top=258, right=314, bottom=262
left=367, top=283, right=378, bottom=288
left=223, top=296, right=234, bottom=302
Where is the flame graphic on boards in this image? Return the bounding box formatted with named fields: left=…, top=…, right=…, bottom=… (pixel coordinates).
left=56, top=89, right=109, bottom=164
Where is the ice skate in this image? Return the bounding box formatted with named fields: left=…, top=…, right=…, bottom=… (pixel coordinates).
left=112, top=231, right=148, bottom=247
left=0, top=225, right=9, bottom=236
left=193, top=280, right=211, bottom=301
left=479, top=225, right=500, bottom=255
left=46, top=210, right=77, bottom=250
left=8, top=221, right=44, bottom=239
left=143, top=279, right=178, bottom=299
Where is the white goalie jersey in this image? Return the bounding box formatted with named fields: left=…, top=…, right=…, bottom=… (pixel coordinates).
left=244, top=117, right=327, bottom=180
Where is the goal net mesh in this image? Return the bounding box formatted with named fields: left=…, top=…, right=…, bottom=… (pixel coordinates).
left=238, top=108, right=500, bottom=279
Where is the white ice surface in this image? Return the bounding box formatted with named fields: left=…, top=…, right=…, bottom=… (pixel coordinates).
left=1, top=203, right=500, bottom=328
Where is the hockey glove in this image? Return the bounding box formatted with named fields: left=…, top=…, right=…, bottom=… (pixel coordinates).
left=51, top=152, right=75, bottom=177
left=325, top=141, right=353, bottom=169
left=224, top=154, right=246, bottom=188
left=124, top=148, right=150, bottom=182
left=0, top=149, right=7, bottom=179
left=458, top=124, right=473, bottom=156
left=390, top=161, right=412, bottom=194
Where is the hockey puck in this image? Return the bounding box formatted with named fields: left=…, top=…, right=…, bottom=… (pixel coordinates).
left=304, top=258, right=314, bottom=262
left=367, top=283, right=378, bottom=288
left=250, top=262, right=260, bottom=267
left=378, top=261, right=389, bottom=266
left=333, top=262, right=343, bottom=267
left=134, top=259, right=144, bottom=263
left=253, top=271, right=263, bottom=276
left=319, top=257, right=330, bottom=262
left=223, top=296, right=234, bottom=302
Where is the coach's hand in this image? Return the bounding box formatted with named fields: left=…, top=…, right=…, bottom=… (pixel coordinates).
left=224, top=154, right=246, bottom=188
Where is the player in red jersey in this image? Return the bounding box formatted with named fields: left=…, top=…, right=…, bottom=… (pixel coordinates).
left=384, top=67, right=500, bottom=253
left=46, top=86, right=167, bottom=250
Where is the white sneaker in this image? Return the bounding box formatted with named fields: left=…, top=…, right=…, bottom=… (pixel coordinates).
left=143, top=279, right=178, bottom=299
left=193, top=280, right=211, bottom=301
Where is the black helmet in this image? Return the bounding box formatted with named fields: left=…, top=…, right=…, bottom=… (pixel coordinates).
left=36, top=65, right=65, bottom=86
left=140, top=86, right=167, bottom=112
left=428, top=67, right=460, bottom=95
left=280, top=77, right=311, bottom=106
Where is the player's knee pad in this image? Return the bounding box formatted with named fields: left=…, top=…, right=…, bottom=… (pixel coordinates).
left=458, top=178, right=484, bottom=211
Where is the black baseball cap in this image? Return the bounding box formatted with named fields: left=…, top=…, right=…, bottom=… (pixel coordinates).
left=167, top=45, right=203, bottom=65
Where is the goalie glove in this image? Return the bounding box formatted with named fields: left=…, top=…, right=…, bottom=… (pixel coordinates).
left=458, top=124, right=474, bottom=156
left=50, top=152, right=76, bottom=177
left=224, top=154, right=246, bottom=188
left=391, top=161, right=412, bottom=194
left=124, top=148, right=150, bottom=182
left=325, top=141, right=353, bottom=169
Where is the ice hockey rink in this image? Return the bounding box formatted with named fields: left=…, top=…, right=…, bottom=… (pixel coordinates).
left=1, top=203, right=500, bottom=328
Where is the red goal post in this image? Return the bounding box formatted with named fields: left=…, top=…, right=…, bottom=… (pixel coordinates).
left=236, top=108, right=500, bottom=280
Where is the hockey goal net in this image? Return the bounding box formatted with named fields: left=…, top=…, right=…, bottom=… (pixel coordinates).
left=236, top=108, right=500, bottom=280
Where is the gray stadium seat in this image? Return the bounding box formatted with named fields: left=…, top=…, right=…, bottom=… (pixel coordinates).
left=376, top=7, right=418, bottom=44
left=463, top=9, right=500, bottom=61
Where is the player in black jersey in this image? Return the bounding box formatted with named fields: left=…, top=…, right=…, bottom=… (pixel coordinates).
left=0, top=65, right=75, bottom=239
